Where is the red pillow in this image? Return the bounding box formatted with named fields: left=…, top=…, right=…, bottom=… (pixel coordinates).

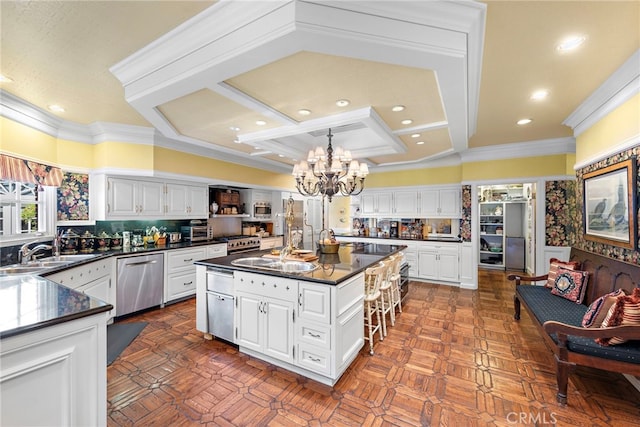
left=597, top=288, right=640, bottom=346
left=546, top=258, right=581, bottom=288
left=550, top=267, right=589, bottom=304
left=582, top=289, right=626, bottom=327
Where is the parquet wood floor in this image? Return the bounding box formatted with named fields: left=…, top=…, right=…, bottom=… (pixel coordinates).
left=107, top=269, right=640, bottom=426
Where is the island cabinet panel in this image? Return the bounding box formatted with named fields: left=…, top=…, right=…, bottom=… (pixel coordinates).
left=298, top=282, right=330, bottom=324
left=235, top=272, right=296, bottom=365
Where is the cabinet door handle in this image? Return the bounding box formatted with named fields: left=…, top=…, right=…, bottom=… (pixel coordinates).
left=308, top=356, right=321, bottom=363
left=308, top=332, right=321, bottom=338
left=183, top=281, right=193, bottom=286
left=184, top=258, right=193, bottom=262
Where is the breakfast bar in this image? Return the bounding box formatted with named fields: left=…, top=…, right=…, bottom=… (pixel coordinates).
left=194, top=242, right=405, bottom=386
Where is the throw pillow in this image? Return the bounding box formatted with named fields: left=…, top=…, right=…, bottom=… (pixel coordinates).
left=597, top=287, right=640, bottom=346
left=550, top=267, right=589, bottom=304
left=582, top=289, right=626, bottom=327
left=546, top=258, right=581, bottom=288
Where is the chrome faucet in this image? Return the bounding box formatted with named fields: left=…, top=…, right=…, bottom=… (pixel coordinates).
left=19, top=242, right=53, bottom=264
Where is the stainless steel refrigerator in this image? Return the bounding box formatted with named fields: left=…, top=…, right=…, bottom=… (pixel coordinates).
left=505, top=237, right=525, bottom=271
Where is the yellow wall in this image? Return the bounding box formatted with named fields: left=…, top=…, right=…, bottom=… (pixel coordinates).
left=364, top=165, right=462, bottom=188
left=576, top=93, right=640, bottom=164
left=461, top=154, right=574, bottom=181
left=1, top=117, right=58, bottom=162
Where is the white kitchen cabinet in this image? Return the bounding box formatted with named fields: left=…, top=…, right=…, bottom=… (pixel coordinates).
left=1, top=313, right=108, bottom=427
left=235, top=272, right=296, bottom=365
left=392, top=190, right=419, bottom=216
left=207, top=243, right=228, bottom=259
left=360, top=192, right=392, bottom=215
left=107, top=178, right=164, bottom=218
left=165, top=246, right=209, bottom=303
left=165, top=183, right=208, bottom=218
left=296, top=281, right=332, bottom=375
left=417, top=242, right=460, bottom=283
left=44, top=257, right=115, bottom=321
left=260, top=236, right=283, bottom=250
left=420, top=187, right=461, bottom=218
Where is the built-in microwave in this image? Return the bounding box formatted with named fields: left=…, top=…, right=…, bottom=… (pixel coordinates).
left=253, top=202, right=272, bottom=219
left=181, top=225, right=213, bottom=242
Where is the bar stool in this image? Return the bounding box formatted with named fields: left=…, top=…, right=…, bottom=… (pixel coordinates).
left=363, top=262, right=385, bottom=355
left=390, top=254, right=403, bottom=316
left=379, top=257, right=395, bottom=334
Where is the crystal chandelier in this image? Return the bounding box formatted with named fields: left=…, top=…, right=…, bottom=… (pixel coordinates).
left=291, top=129, right=369, bottom=202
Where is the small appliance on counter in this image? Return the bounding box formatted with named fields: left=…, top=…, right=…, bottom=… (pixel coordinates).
left=168, top=231, right=182, bottom=243
left=181, top=224, right=213, bottom=241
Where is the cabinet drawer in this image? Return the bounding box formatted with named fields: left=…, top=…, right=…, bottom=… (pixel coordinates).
left=44, top=257, right=112, bottom=289
left=297, top=343, right=331, bottom=376
left=207, top=244, right=227, bottom=258
left=167, top=248, right=206, bottom=270
left=235, top=271, right=297, bottom=302
left=298, top=321, right=331, bottom=348
left=167, top=270, right=197, bottom=298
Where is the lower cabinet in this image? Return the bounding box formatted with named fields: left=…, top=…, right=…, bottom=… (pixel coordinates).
left=235, top=272, right=296, bottom=364
left=234, top=271, right=364, bottom=385
left=44, top=257, right=115, bottom=322
left=0, top=313, right=108, bottom=427
left=165, top=244, right=227, bottom=303
left=417, top=242, right=460, bottom=283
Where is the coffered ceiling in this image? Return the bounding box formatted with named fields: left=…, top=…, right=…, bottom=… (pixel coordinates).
left=1, top=1, right=639, bottom=175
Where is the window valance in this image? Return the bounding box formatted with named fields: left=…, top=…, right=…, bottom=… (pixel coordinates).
left=0, top=154, right=63, bottom=187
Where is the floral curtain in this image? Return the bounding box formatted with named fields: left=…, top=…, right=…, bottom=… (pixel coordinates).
left=0, top=154, right=63, bottom=186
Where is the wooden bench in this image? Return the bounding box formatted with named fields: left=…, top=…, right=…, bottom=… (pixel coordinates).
left=508, top=247, right=640, bottom=404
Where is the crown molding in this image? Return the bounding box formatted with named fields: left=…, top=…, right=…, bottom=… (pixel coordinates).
left=563, top=49, right=640, bottom=137
left=1, top=90, right=65, bottom=138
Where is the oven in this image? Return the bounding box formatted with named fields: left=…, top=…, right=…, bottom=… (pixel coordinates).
left=181, top=225, right=213, bottom=242
left=218, top=236, right=261, bottom=254
left=253, top=202, right=272, bottom=219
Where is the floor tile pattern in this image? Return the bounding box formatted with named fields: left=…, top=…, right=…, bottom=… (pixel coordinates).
left=107, top=269, right=640, bottom=426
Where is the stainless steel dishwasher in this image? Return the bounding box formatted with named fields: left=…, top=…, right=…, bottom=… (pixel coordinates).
left=206, top=267, right=236, bottom=343
left=116, top=253, right=164, bottom=316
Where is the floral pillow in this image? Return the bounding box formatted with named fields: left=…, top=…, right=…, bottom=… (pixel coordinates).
left=545, top=258, right=581, bottom=288
left=550, top=267, right=589, bottom=304
left=597, top=288, right=640, bottom=346
left=582, top=289, right=626, bottom=328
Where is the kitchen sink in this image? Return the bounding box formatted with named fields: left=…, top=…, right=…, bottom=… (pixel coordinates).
left=231, top=257, right=317, bottom=273
left=39, top=254, right=99, bottom=262
left=0, top=265, right=48, bottom=275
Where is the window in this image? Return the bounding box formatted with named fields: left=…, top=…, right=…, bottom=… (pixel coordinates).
left=0, top=179, right=55, bottom=240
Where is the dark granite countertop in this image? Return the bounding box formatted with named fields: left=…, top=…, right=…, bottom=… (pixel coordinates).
left=334, top=233, right=462, bottom=243
left=0, top=274, right=113, bottom=339
left=195, top=242, right=406, bottom=285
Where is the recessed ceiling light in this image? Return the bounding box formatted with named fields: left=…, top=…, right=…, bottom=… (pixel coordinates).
left=401, top=119, right=413, bottom=125
left=530, top=90, right=549, bottom=101
left=392, top=105, right=405, bottom=112
left=298, top=109, right=311, bottom=116
left=411, top=133, right=421, bottom=138
left=556, top=35, right=586, bottom=52
left=230, top=126, right=240, bottom=132
left=255, top=120, right=266, bottom=126
left=0, top=74, right=13, bottom=83
left=517, top=118, right=533, bottom=125
left=48, top=104, right=65, bottom=113
left=336, top=99, right=350, bottom=107
left=416, top=141, right=425, bottom=145
left=278, top=154, right=285, bottom=158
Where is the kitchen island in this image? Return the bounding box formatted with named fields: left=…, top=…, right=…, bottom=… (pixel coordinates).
left=194, top=242, right=405, bottom=386
left=1, top=274, right=112, bottom=426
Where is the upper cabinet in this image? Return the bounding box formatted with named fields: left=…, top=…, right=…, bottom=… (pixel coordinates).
left=420, top=187, right=461, bottom=218
left=355, top=186, right=460, bottom=218
left=93, top=175, right=208, bottom=220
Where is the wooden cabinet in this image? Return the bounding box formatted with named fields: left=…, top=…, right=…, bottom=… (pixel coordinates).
left=165, top=183, right=208, bottom=218
left=44, top=257, right=115, bottom=321
left=417, top=242, right=459, bottom=282
left=235, top=272, right=296, bottom=365
left=107, top=178, right=164, bottom=218
left=420, top=187, right=461, bottom=218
